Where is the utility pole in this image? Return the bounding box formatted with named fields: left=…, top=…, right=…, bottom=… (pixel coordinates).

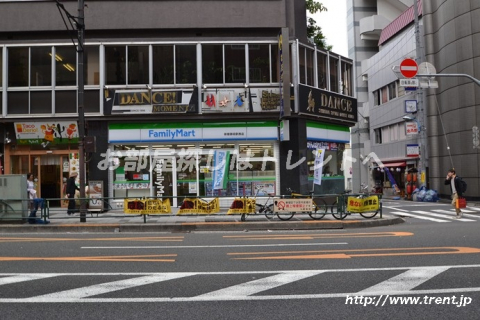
left=77, top=0, right=86, bottom=222
left=413, top=0, right=428, bottom=188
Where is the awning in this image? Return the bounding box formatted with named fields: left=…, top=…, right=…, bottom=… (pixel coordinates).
left=382, top=162, right=406, bottom=167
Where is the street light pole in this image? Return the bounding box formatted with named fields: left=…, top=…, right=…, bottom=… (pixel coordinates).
left=413, top=0, right=428, bottom=188
left=77, top=0, right=86, bottom=222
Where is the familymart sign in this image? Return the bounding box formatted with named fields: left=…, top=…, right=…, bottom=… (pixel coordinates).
left=109, top=122, right=278, bottom=143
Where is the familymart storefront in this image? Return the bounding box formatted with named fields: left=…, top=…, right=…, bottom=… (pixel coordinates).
left=106, top=121, right=280, bottom=208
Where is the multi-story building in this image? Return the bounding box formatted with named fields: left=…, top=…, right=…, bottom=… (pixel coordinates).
left=348, top=0, right=480, bottom=201
left=0, top=0, right=356, bottom=209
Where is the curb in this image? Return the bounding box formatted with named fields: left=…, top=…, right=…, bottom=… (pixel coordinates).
left=0, top=216, right=405, bottom=233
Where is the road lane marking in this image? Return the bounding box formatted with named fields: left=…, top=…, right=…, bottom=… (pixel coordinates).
left=0, top=274, right=59, bottom=286
left=33, top=273, right=193, bottom=300
left=359, top=266, right=449, bottom=293
left=223, top=232, right=413, bottom=240
left=0, top=236, right=184, bottom=243
left=197, top=271, right=324, bottom=298
left=390, top=211, right=448, bottom=222
left=412, top=210, right=475, bottom=222
left=228, top=247, right=480, bottom=260
left=0, top=254, right=177, bottom=262
left=81, top=243, right=348, bottom=249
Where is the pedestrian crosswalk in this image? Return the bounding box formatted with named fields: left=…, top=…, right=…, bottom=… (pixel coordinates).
left=0, top=265, right=480, bottom=302
left=389, top=206, right=480, bottom=223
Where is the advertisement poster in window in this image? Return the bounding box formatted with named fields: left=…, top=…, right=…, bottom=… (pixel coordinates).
left=88, top=180, right=103, bottom=211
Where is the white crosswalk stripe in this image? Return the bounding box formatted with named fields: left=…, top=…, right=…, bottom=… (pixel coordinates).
left=390, top=207, right=480, bottom=223
left=390, top=211, right=448, bottom=222
left=432, top=209, right=480, bottom=219
left=412, top=210, right=475, bottom=222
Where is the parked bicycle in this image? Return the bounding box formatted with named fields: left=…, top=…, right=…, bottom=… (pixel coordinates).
left=273, top=188, right=328, bottom=221
left=329, top=184, right=380, bottom=220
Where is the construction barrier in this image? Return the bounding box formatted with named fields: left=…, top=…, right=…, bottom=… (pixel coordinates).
left=177, top=198, right=220, bottom=215
left=227, top=198, right=256, bottom=215
left=124, top=198, right=172, bottom=214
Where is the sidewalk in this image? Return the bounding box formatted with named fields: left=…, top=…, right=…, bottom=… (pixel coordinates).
left=0, top=202, right=404, bottom=233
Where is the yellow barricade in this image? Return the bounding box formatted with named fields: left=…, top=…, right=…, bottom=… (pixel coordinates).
left=177, top=198, right=220, bottom=215
left=124, top=198, right=172, bottom=214
left=227, top=198, right=256, bottom=215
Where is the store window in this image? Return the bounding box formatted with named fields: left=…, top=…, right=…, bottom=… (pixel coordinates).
left=55, top=46, right=77, bottom=86
left=225, top=44, right=246, bottom=83
left=388, top=82, right=397, bottom=100
left=341, top=61, right=352, bottom=96
left=249, top=44, right=270, bottom=83
left=7, top=91, right=29, bottom=114
left=85, top=90, right=100, bottom=113
left=373, top=90, right=380, bottom=106
left=8, top=47, right=29, bottom=87
left=30, top=91, right=52, bottom=114
left=202, top=44, right=223, bottom=84
left=317, top=51, right=327, bottom=89
left=176, top=45, right=197, bottom=84
left=85, top=46, right=100, bottom=85
left=307, top=142, right=345, bottom=193
left=105, top=46, right=126, bottom=85
left=306, top=47, right=314, bottom=86
left=0, top=48, right=3, bottom=87
left=56, top=90, right=76, bottom=114
left=329, top=56, right=338, bottom=92
left=375, top=128, right=382, bottom=144
left=153, top=45, right=174, bottom=84
left=31, top=46, right=52, bottom=87
left=270, top=45, right=279, bottom=83
left=299, top=46, right=306, bottom=84
left=112, top=147, right=151, bottom=199
left=381, top=87, right=388, bottom=104
left=128, top=46, right=149, bottom=84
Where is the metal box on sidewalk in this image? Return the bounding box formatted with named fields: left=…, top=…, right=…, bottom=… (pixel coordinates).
left=0, top=174, right=28, bottom=221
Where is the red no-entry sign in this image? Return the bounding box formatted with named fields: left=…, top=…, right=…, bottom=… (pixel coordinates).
left=400, top=58, right=418, bottom=78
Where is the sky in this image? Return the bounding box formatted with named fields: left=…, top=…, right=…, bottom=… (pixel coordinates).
left=312, top=0, right=348, bottom=57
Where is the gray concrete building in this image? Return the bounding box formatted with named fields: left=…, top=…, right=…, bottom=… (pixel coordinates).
left=348, top=0, right=480, bottom=200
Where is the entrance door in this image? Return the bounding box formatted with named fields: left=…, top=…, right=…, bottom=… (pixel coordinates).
left=39, top=155, right=62, bottom=206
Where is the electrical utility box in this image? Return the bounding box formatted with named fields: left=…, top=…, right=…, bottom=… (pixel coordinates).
left=0, top=174, right=28, bottom=221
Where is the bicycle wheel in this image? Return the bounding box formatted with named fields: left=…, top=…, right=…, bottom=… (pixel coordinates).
left=330, top=199, right=348, bottom=220
left=264, top=204, right=274, bottom=219
left=309, top=198, right=326, bottom=220
left=276, top=211, right=295, bottom=221
left=360, top=210, right=379, bottom=218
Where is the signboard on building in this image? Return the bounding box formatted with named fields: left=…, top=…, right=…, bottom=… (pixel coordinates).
left=107, top=89, right=198, bottom=115
left=405, top=122, right=419, bottom=135
left=14, top=121, right=79, bottom=145
left=298, top=85, right=357, bottom=124
left=407, top=144, right=420, bottom=157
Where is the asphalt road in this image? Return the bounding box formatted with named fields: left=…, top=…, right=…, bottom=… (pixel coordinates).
left=0, top=201, right=479, bottom=320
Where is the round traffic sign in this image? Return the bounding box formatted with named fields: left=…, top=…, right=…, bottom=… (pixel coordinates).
left=400, top=58, right=418, bottom=78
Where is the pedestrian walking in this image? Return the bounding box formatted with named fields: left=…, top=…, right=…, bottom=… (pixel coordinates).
left=444, top=168, right=464, bottom=218
left=66, top=172, right=80, bottom=215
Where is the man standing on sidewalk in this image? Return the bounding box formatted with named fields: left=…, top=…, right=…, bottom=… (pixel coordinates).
left=444, top=168, right=463, bottom=218
left=66, top=172, right=80, bottom=215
